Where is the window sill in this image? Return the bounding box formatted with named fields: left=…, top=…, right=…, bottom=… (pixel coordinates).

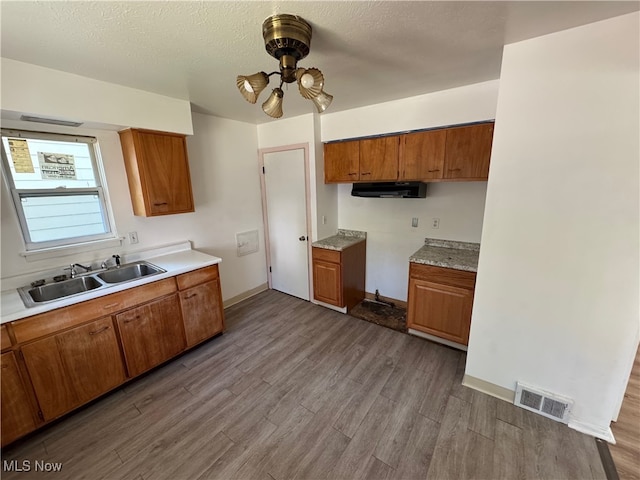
left=20, top=237, right=125, bottom=262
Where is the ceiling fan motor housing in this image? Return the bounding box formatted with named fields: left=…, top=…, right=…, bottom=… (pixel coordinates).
left=263, top=14, right=312, bottom=63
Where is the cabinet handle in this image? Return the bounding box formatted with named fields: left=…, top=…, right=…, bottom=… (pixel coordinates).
left=154, top=202, right=168, bottom=206
left=123, top=315, right=141, bottom=324
left=1, top=364, right=8, bottom=369
left=185, top=293, right=198, bottom=299
left=103, top=303, right=120, bottom=309
left=89, top=326, right=110, bottom=336
left=349, top=172, right=358, bottom=176
left=448, top=168, right=462, bottom=172
left=428, top=169, right=440, bottom=173
left=361, top=172, right=371, bottom=176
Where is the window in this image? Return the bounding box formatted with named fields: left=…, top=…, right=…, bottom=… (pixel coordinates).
left=1, top=129, right=116, bottom=251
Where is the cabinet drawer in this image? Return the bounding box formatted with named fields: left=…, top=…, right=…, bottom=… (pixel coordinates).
left=409, top=263, right=476, bottom=289
left=1, top=325, right=11, bottom=351
left=13, top=278, right=178, bottom=343
left=176, top=265, right=219, bottom=290
left=312, top=247, right=341, bottom=264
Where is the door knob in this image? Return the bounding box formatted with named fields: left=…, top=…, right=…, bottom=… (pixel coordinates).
left=299, top=236, right=307, bottom=241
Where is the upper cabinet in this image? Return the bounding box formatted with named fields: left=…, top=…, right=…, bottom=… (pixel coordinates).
left=360, top=137, right=399, bottom=181
left=119, top=129, right=195, bottom=216
left=399, top=129, right=446, bottom=181
left=324, top=121, right=494, bottom=184
left=443, top=123, right=494, bottom=180
left=324, top=140, right=360, bottom=183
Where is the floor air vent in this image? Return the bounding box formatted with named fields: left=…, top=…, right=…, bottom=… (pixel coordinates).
left=515, top=382, right=573, bottom=423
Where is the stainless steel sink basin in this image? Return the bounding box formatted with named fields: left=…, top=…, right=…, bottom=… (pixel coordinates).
left=17, top=261, right=166, bottom=308
left=20, top=276, right=104, bottom=306
left=96, top=261, right=165, bottom=284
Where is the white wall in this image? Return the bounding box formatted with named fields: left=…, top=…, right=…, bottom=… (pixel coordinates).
left=1, top=113, right=268, bottom=302
left=467, top=12, right=639, bottom=440
left=321, top=81, right=499, bottom=301
left=1, top=58, right=193, bottom=135
left=257, top=114, right=338, bottom=241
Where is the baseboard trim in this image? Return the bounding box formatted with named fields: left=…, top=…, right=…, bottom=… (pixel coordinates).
left=311, top=299, right=347, bottom=314
left=408, top=328, right=467, bottom=351
left=462, top=374, right=515, bottom=403
left=223, top=283, right=269, bottom=309
left=364, top=292, right=407, bottom=309
left=569, top=420, right=616, bottom=443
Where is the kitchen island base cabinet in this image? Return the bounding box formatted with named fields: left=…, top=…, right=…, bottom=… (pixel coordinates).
left=407, top=263, right=476, bottom=347
left=1, top=352, right=39, bottom=446
left=312, top=241, right=366, bottom=312
left=116, top=294, right=186, bottom=377
left=20, top=316, right=126, bottom=421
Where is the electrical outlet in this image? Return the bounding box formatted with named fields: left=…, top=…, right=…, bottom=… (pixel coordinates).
left=432, top=218, right=440, bottom=229
left=129, top=231, right=139, bottom=244
left=411, top=217, right=418, bottom=228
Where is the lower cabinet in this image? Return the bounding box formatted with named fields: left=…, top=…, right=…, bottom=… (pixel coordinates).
left=1, top=352, right=38, bottom=446
left=2, top=264, right=226, bottom=446
left=116, top=294, right=186, bottom=377
left=312, top=242, right=366, bottom=311
left=21, top=316, right=126, bottom=421
left=407, top=263, right=476, bottom=346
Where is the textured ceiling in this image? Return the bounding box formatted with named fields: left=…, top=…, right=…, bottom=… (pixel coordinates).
left=1, top=1, right=638, bottom=124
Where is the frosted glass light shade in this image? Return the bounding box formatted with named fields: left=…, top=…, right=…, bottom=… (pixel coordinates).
left=296, top=68, right=324, bottom=99
left=262, top=88, right=284, bottom=118
left=236, top=72, right=269, bottom=104
left=311, top=90, right=333, bottom=113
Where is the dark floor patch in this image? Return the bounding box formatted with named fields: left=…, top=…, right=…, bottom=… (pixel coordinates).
left=349, top=300, right=407, bottom=333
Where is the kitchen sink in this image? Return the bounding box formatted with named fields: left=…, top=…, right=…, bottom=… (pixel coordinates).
left=96, top=261, right=165, bottom=284
left=20, top=276, right=104, bottom=306
left=17, top=261, right=166, bottom=308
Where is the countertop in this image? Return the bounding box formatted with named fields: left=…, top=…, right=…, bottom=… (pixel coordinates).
left=1, top=241, right=221, bottom=324
left=311, top=229, right=367, bottom=251
left=410, top=238, right=480, bottom=272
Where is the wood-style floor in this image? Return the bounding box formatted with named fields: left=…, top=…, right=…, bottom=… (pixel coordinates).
left=610, top=346, right=640, bottom=479
left=2, top=290, right=606, bottom=480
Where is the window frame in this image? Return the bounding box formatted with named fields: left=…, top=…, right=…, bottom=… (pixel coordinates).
left=1, top=128, right=118, bottom=252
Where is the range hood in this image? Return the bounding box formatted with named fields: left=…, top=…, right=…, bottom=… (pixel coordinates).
left=351, top=182, right=427, bottom=198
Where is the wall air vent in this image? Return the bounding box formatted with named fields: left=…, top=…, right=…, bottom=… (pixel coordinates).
left=20, top=115, right=83, bottom=127
left=515, top=382, right=573, bottom=424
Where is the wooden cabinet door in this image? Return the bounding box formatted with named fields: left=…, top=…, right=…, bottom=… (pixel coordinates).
left=21, top=317, right=125, bottom=421
left=1, top=352, right=38, bottom=446
left=55, top=317, right=126, bottom=406
left=359, top=137, right=399, bottom=181
left=324, top=141, right=360, bottom=183
left=116, top=294, right=186, bottom=377
left=399, top=130, right=446, bottom=180
left=179, top=279, right=224, bottom=347
left=407, top=278, right=473, bottom=345
left=313, top=260, right=342, bottom=306
left=136, top=131, right=194, bottom=215
left=443, top=123, right=494, bottom=180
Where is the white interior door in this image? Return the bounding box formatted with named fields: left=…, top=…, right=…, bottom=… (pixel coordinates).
left=263, top=149, right=310, bottom=300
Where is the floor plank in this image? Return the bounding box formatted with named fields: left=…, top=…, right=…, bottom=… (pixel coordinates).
left=1, top=289, right=608, bottom=480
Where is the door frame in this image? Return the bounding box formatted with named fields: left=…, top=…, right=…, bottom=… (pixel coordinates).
left=258, top=143, right=313, bottom=300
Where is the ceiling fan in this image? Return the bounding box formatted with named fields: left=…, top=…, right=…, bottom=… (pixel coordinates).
left=236, top=14, right=333, bottom=119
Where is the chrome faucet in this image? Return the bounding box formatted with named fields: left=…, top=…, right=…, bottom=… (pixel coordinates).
left=101, top=254, right=121, bottom=270
left=65, top=263, right=92, bottom=279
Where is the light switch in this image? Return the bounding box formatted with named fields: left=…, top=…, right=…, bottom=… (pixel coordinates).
left=411, top=217, right=418, bottom=228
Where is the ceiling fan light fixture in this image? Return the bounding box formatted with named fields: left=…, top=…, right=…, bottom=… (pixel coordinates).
left=237, top=14, right=333, bottom=118
left=311, top=90, right=334, bottom=113
left=236, top=72, right=269, bottom=104
left=262, top=88, right=284, bottom=118
left=296, top=68, right=324, bottom=99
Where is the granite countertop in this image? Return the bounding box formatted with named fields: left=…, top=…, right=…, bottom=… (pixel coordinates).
left=410, top=238, right=480, bottom=272
left=312, top=229, right=366, bottom=251
left=1, top=241, right=222, bottom=324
